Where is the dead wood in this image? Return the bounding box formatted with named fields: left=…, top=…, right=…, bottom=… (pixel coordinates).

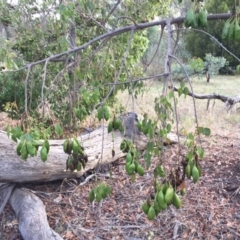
left=171, top=86, right=240, bottom=112
left=0, top=113, right=179, bottom=183
left=0, top=127, right=146, bottom=183
left=9, top=187, right=63, bottom=240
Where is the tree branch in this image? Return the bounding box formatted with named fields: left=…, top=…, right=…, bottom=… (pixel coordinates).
left=171, top=86, right=240, bottom=112
left=1, top=13, right=232, bottom=74
left=171, top=28, right=240, bottom=63
left=105, top=0, right=122, bottom=23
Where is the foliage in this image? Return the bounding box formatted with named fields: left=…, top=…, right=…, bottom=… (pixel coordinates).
left=184, top=2, right=208, bottom=28
left=89, top=183, right=111, bottom=203
left=204, top=53, right=227, bottom=75
left=117, top=85, right=211, bottom=219
left=171, top=54, right=227, bottom=81
left=0, top=0, right=234, bottom=222
left=7, top=125, right=51, bottom=161
left=184, top=0, right=240, bottom=70
left=1, top=0, right=171, bottom=124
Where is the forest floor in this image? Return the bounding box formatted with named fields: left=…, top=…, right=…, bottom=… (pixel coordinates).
left=0, top=113, right=240, bottom=240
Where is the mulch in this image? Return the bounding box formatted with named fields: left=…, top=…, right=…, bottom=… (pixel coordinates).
left=1, top=133, right=240, bottom=240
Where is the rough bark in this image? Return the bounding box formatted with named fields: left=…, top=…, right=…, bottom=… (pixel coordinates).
left=0, top=128, right=148, bottom=183
left=9, top=187, right=63, bottom=240
left=0, top=113, right=179, bottom=183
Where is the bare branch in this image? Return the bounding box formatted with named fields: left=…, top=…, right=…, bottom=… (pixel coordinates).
left=41, top=59, right=49, bottom=119
left=169, top=55, right=199, bottom=129
left=172, top=24, right=181, bottom=56
left=24, top=66, right=31, bottom=113
left=144, top=24, right=165, bottom=71
left=171, top=85, right=240, bottom=112
left=171, top=85, right=238, bottom=104
left=163, top=19, right=172, bottom=95
left=100, top=27, right=135, bottom=107
left=105, top=0, right=122, bottom=22
left=103, top=72, right=169, bottom=87
left=171, top=28, right=240, bottom=63
left=116, top=16, right=138, bottom=26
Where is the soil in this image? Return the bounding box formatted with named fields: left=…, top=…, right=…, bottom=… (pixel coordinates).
left=0, top=113, right=240, bottom=240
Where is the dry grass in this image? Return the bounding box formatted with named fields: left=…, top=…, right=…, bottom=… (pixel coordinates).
left=117, top=75, right=240, bottom=137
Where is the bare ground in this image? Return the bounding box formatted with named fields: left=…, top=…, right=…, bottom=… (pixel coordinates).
left=0, top=114, right=240, bottom=240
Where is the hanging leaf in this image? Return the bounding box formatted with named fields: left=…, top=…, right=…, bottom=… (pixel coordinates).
left=201, top=127, right=211, bottom=136
left=54, top=124, right=63, bottom=136
left=144, top=151, right=152, bottom=169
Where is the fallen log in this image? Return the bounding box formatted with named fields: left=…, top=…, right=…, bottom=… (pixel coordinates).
left=9, top=187, right=63, bottom=240
left=0, top=112, right=180, bottom=239
left=0, top=113, right=179, bottom=183
left=0, top=127, right=147, bottom=183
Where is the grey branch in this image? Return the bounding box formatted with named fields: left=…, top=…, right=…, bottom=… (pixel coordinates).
left=171, top=86, right=240, bottom=112
left=1, top=13, right=232, bottom=73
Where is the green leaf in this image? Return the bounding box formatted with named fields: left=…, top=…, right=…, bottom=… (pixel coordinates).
left=166, top=124, right=171, bottom=133
left=102, top=185, right=111, bottom=198
left=11, top=135, right=17, bottom=143
left=96, top=192, right=102, bottom=203
left=148, top=127, right=154, bottom=139
left=168, top=91, right=174, bottom=99
left=147, top=141, right=154, bottom=153
left=180, top=82, right=185, bottom=88
left=86, top=1, right=95, bottom=11
left=183, top=87, right=189, bottom=96
left=201, top=127, right=211, bottom=136
left=25, top=133, right=33, bottom=142
left=101, top=8, right=106, bottom=18
left=32, top=128, right=41, bottom=140
left=186, top=151, right=194, bottom=161
left=43, top=128, right=52, bottom=139
left=144, top=151, right=152, bottom=169
left=197, top=127, right=203, bottom=135
left=97, top=106, right=104, bottom=121
left=178, top=88, right=183, bottom=96
left=236, top=65, right=240, bottom=74
left=76, top=162, right=82, bottom=171
left=44, top=139, right=50, bottom=154
left=26, top=141, right=36, bottom=157
left=54, top=124, right=63, bottom=136
left=196, top=146, right=204, bottom=159
left=40, top=146, right=48, bottom=162
left=89, top=190, right=95, bottom=202
left=154, top=165, right=165, bottom=178
left=197, top=127, right=211, bottom=136
left=6, top=125, right=11, bottom=137
left=105, top=185, right=111, bottom=195
left=12, top=126, right=23, bottom=139
left=188, top=133, right=194, bottom=141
